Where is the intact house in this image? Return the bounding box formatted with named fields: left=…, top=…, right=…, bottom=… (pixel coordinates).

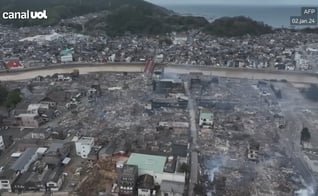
left=0, top=135, right=13, bottom=150
left=0, top=167, right=18, bottom=192
left=118, top=164, right=138, bottom=196
left=43, top=142, right=71, bottom=168
left=75, top=137, right=94, bottom=159
left=127, top=153, right=186, bottom=195
left=247, top=141, right=260, bottom=161
left=137, top=174, right=156, bottom=196
left=13, top=161, right=65, bottom=192
left=7, top=146, right=67, bottom=193
left=15, top=113, right=45, bottom=128
left=199, top=110, right=214, bottom=128
left=10, top=148, right=39, bottom=174
left=160, top=180, right=184, bottom=196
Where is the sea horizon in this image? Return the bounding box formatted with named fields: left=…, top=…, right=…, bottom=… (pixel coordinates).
left=162, top=4, right=318, bottom=28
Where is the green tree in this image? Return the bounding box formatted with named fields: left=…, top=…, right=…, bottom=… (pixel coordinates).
left=305, top=84, right=318, bottom=101
left=179, top=163, right=190, bottom=173
left=5, top=89, right=21, bottom=109
left=0, top=85, right=8, bottom=105
left=301, top=127, right=311, bottom=143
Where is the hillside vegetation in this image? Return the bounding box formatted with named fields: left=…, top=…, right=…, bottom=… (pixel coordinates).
left=0, top=0, right=273, bottom=37
left=204, top=16, right=273, bottom=36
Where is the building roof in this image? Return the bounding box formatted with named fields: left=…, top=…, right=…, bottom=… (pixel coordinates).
left=172, top=144, right=188, bottom=158
left=122, top=164, right=137, bottom=177
left=161, top=180, right=185, bottom=194
left=11, top=147, right=38, bottom=171
left=137, top=174, right=154, bottom=189
left=127, top=153, right=166, bottom=174
left=43, top=167, right=64, bottom=183
left=6, top=60, right=23, bottom=69
left=17, top=113, right=38, bottom=117
left=77, top=137, right=94, bottom=145
left=27, top=104, right=49, bottom=112
left=41, top=90, right=66, bottom=104
left=60, top=48, right=74, bottom=56
left=200, top=111, right=213, bottom=120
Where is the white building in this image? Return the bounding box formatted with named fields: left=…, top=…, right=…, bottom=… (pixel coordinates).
left=173, top=34, right=188, bottom=45
left=199, top=111, right=214, bottom=128
left=15, top=113, right=42, bottom=128
left=75, top=137, right=94, bottom=159
left=155, top=54, right=164, bottom=63
left=0, top=136, right=5, bottom=150
left=127, top=153, right=186, bottom=185
left=61, top=54, right=73, bottom=63
left=27, top=103, right=49, bottom=114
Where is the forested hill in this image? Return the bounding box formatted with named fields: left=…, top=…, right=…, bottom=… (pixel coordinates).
left=204, top=16, right=273, bottom=37
left=0, top=0, right=274, bottom=37
left=0, top=0, right=172, bottom=26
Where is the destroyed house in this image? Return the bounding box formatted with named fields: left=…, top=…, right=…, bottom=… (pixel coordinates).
left=15, top=113, right=44, bottom=128
left=153, top=79, right=184, bottom=94
left=151, top=98, right=188, bottom=109
left=40, top=90, right=66, bottom=108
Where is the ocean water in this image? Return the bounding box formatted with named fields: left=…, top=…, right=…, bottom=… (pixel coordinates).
left=164, top=5, right=318, bottom=28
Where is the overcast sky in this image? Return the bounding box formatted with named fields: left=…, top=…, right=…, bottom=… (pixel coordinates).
left=145, top=0, right=318, bottom=5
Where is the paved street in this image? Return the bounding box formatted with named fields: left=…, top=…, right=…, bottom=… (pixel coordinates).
left=278, top=83, right=317, bottom=189
left=185, top=82, right=199, bottom=196
left=0, top=64, right=144, bottom=81
left=2, top=63, right=318, bottom=84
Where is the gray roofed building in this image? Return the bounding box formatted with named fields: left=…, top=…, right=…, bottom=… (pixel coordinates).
left=172, top=144, right=188, bottom=158
left=160, top=180, right=185, bottom=196
left=98, top=139, right=129, bottom=160
left=43, top=166, right=65, bottom=192
left=44, top=141, right=71, bottom=167
left=137, top=174, right=156, bottom=196
left=0, top=165, right=18, bottom=192
left=11, top=147, right=38, bottom=173
left=137, top=174, right=155, bottom=190
left=118, top=164, right=138, bottom=196
left=13, top=170, right=46, bottom=192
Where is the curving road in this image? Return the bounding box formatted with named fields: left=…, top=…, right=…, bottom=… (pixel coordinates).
left=165, top=65, right=318, bottom=84
left=1, top=63, right=318, bottom=84
left=184, top=82, right=199, bottom=196
left=0, top=64, right=144, bottom=81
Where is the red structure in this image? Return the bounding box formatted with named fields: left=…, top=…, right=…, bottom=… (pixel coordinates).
left=144, top=59, right=155, bottom=74
left=6, top=60, right=23, bottom=70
